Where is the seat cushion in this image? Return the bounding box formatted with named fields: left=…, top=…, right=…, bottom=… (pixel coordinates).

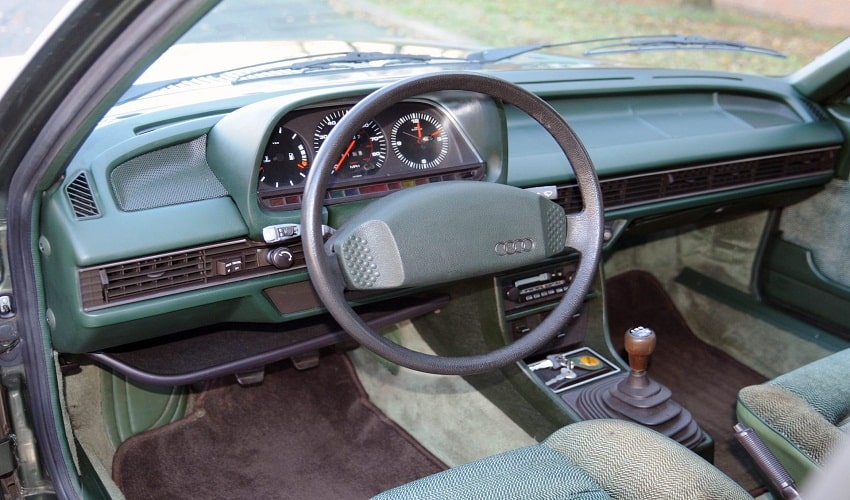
left=737, top=348, right=850, bottom=484
left=544, top=420, right=750, bottom=500
left=375, top=419, right=749, bottom=499
left=373, top=443, right=610, bottom=500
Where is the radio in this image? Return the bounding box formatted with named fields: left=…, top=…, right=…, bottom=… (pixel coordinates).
left=500, top=263, right=577, bottom=312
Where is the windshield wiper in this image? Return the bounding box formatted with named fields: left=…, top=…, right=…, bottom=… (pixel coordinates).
left=286, top=51, right=434, bottom=70
left=232, top=50, right=466, bottom=83
left=467, top=34, right=785, bottom=63
left=583, top=35, right=786, bottom=58
left=118, top=50, right=464, bottom=104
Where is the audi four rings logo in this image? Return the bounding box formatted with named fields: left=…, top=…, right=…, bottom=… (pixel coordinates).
left=494, top=238, right=535, bottom=256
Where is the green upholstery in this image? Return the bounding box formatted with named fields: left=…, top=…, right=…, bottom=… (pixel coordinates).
left=375, top=420, right=750, bottom=499
left=737, top=348, right=850, bottom=485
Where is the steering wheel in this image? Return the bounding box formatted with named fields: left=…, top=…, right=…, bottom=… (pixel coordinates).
left=301, top=72, right=603, bottom=375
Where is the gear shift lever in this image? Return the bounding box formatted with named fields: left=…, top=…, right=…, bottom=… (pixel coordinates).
left=575, top=325, right=705, bottom=450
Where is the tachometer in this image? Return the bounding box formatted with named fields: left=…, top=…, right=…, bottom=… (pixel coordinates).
left=314, top=109, right=387, bottom=178
left=258, top=127, right=310, bottom=190
left=391, top=111, right=449, bottom=169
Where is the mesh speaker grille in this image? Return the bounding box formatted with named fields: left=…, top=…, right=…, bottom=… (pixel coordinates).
left=110, top=136, right=228, bottom=211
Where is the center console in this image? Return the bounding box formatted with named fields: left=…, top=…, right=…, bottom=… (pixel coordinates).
left=497, top=263, right=713, bottom=460
left=498, top=261, right=588, bottom=353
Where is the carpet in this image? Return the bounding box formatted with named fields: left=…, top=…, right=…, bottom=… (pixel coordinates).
left=112, top=353, right=445, bottom=499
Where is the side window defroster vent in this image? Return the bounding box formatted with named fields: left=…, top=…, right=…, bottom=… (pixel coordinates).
left=66, top=172, right=101, bottom=219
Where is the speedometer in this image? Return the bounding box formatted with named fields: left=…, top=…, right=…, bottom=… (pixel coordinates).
left=313, top=110, right=387, bottom=178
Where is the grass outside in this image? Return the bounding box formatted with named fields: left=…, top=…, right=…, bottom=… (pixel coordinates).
left=361, top=0, right=847, bottom=76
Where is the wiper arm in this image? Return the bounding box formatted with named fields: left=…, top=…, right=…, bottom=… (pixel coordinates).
left=466, top=43, right=556, bottom=64
left=467, top=34, right=785, bottom=63
left=583, top=35, right=786, bottom=58
left=231, top=50, right=467, bottom=83
left=287, top=51, right=434, bottom=70
left=117, top=50, right=457, bottom=104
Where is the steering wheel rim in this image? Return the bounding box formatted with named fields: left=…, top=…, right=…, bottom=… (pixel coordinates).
left=302, top=71, right=603, bottom=375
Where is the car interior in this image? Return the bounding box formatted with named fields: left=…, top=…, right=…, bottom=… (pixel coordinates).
left=6, top=1, right=850, bottom=499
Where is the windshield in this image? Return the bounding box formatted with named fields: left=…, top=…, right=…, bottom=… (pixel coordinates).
left=5, top=1, right=847, bottom=92
left=146, top=0, right=847, bottom=80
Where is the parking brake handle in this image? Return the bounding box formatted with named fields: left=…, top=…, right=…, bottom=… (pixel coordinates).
left=734, top=423, right=802, bottom=500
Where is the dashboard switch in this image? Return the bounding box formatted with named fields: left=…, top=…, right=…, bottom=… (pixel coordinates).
left=262, top=223, right=300, bottom=244
left=262, top=223, right=335, bottom=244
left=266, top=247, right=295, bottom=270
left=216, top=257, right=244, bottom=276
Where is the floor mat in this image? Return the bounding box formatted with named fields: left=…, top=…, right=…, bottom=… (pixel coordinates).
left=606, top=270, right=767, bottom=494
left=112, top=353, right=445, bottom=499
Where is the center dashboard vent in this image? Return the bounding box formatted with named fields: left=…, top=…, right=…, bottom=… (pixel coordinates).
left=79, top=239, right=305, bottom=310
left=555, top=147, right=837, bottom=213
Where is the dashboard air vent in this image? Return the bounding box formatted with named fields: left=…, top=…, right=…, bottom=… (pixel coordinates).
left=79, top=239, right=305, bottom=310
left=66, top=172, right=100, bottom=219
left=556, top=147, right=837, bottom=213
left=801, top=99, right=829, bottom=121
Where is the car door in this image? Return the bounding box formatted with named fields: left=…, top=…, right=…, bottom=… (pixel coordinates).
left=757, top=39, right=850, bottom=337
left=0, top=1, right=218, bottom=497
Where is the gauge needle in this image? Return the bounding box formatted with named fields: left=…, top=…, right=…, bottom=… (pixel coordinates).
left=336, top=139, right=357, bottom=171
left=415, top=122, right=423, bottom=143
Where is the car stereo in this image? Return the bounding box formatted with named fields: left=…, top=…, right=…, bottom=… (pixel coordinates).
left=500, top=262, right=577, bottom=312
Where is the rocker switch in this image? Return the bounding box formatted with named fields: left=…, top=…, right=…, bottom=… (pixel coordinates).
left=216, top=257, right=244, bottom=276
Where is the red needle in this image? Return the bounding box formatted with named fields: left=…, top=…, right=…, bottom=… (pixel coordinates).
left=415, top=121, right=423, bottom=143
left=335, top=139, right=357, bottom=171
left=430, top=129, right=442, bottom=137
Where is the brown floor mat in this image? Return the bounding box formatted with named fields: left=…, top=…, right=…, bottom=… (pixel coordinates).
left=112, top=353, right=445, bottom=499
left=606, top=270, right=767, bottom=494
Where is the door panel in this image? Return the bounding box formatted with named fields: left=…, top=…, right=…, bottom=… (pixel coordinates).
left=759, top=179, right=850, bottom=335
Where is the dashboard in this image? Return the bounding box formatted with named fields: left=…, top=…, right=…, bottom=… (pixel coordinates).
left=38, top=69, right=843, bottom=359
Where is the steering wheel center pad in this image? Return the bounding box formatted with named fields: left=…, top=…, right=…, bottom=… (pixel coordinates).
left=330, top=181, right=567, bottom=290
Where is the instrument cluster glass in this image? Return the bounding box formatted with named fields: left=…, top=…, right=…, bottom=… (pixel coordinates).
left=257, top=101, right=484, bottom=210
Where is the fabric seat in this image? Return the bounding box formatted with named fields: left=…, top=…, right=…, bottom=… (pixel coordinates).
left=737, top=348, right=850, bottom=486
left=374, top=419, right=750, bottom=499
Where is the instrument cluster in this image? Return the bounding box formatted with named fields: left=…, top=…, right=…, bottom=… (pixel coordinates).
left=256, top=101, right=485, bottom=210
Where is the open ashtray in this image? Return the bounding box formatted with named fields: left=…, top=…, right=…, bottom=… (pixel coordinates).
left=526, top=347, right=621, bottom=393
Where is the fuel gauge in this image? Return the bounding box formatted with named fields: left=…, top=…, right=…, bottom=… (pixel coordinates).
left=258, top=127, right=310, bottom=190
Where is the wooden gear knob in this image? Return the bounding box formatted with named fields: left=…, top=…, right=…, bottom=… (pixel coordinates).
left=624, top=326, right=656, bottom=373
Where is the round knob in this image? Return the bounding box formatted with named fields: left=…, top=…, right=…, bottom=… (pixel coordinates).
left=624, top=326, right=656, bottom=373
left=266, top=247, right=294, bottom=269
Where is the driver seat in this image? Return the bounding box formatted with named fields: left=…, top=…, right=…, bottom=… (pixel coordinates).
left=374, top=419, right=750, bottom=499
